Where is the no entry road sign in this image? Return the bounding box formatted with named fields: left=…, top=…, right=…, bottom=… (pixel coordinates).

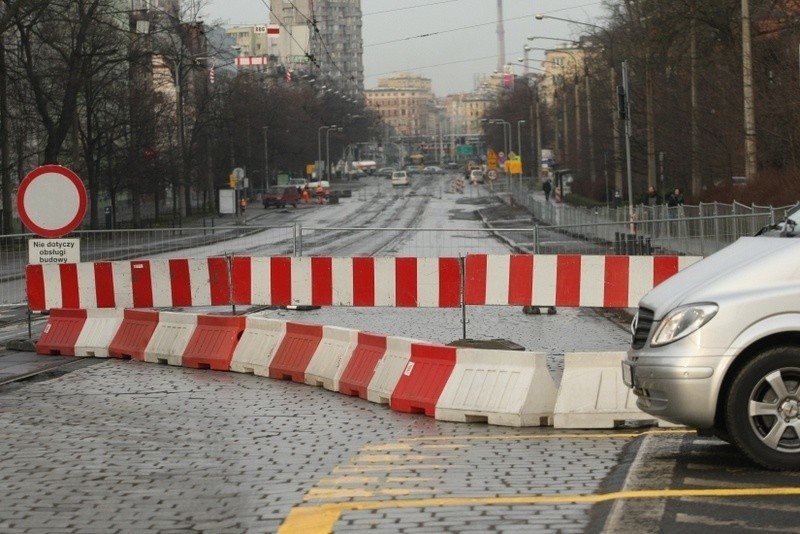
left=17, top=165, right=87, bottom=238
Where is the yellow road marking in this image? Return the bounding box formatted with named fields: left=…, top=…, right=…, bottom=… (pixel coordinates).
left=333, top=464, right=464, bottom=473
left=352, top=454, right=438, bottom=463
left=317, top=477, right=379, bottom=486
left=279, top=487, right=800, bottom=533
left=395, top=429, right=692, bottom=443
left=304, top=487, right=436, bottom=500
left=360, top=443, right=413, bottom=452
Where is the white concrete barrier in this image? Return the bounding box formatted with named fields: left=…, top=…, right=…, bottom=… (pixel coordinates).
left=553, top=351, right=656, bottom=428
left=366, top=336, right=415, bottom=404
left=73, top=308, right=124, bottom=358
left=435, top=349, right=558, bottom=427
left=143, top=312, right=198, bottom=366
left=229, top=316, right=286, bottom=376
left=304, top=325, right=359, bottom=391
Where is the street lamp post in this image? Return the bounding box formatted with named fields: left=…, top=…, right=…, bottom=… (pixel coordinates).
left=317, top=125, right=335, bottom=180
left=516, top=119, right=526, bottom=187
left=535, top=14, right=617, bottom=191
left=326, top=126, right=342, bottom=181
left=264, top=126, right=269, bottom=191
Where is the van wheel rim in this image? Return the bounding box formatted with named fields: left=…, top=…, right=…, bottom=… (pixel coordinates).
left=748, top=368, right=800, bottom=453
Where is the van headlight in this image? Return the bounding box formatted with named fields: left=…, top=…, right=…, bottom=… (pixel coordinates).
left=651, top=303, right=718, bottom=347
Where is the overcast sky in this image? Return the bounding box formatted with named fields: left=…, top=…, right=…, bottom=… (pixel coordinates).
left=199, top=0, right=607, bottom=96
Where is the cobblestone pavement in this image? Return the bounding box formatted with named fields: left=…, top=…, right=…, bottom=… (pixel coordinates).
left=0, top=359, right=638, bottom=533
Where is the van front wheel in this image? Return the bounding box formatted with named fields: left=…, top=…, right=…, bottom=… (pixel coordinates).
left=725, top=347, right=800, bottom=470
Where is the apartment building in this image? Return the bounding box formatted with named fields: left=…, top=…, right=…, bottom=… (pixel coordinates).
left=365, top=73, right=435, bottom=138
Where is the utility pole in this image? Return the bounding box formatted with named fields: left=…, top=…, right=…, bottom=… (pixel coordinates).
left=742, top=0, right=757, bottom=181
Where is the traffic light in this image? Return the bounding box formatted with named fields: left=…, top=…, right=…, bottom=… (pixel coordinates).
left=229, top=174, right=236, bottom=188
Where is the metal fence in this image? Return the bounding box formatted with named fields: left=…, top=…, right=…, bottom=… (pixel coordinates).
left=507, top=181, right=795, bottom=257
left=2, top=183, right=795, bottom=308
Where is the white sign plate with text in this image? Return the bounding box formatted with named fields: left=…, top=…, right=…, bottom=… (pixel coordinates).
left=28, top=239, right=81, bottom=264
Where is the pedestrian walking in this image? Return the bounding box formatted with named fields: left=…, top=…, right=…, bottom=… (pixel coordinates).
left=542, top=179, right=552, bottom=202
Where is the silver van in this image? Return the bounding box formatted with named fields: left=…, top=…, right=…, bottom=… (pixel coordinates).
left=623, top=236, right=800, bottom=470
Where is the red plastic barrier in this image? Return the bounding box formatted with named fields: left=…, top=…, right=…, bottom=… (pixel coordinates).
left=35, top=308, right=88, bottom=356
left=390, top=343, right=457, bottom=416
left=108, top=309, right=159, bottom=361
left=339, top=332, right=388, bottom=398
left=182, top=315, right=246, bottom=371
left=268, top=322, right=323, bottom=382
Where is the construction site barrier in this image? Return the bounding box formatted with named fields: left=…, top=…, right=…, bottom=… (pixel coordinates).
left=108, top=309, right=159, bottom=361
left=229, top=316, right=286, bottom=376
left=366, top=336, right=415, bottom=405
left=435, top=349, right=557, bottom=427
left=26, top=254, right=702, bottom=313
left=26, top=257, right=231, bottom=312
left=28, top=310, right=673, bottom=429
left=182, top=315, right=246, bottom=371
left=231, top=256, right=461, bottom=308
left=73, top=309, right=124, bottom=358
left=390, top=343, right=457, bottom=416
left=268, top=322, right=323, bottom=382
left=339, top=332, right=388, bottom=399
left=143, top=312, right=198, bottom=366
left=304, top=325, right=359, bottom=391
left=553, top=351, right=655, bottom=429
left=35, top=308, right=87, bottom=356
left=464, top=254, right=702, bottom=307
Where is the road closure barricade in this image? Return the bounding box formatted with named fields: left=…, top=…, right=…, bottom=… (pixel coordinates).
left=73, top=308, right=124, bottom=358
left=390, top=343, right=457, bottom=416
left=339, top=332, right=388, bottom=399
left=304, top=325, right=359, bottom=391
left=143, top=312, right=198, bottom=367
left=268, top=322, right=323, bottom=382
left=182, top=315, right=246, bottom=371
left=229, top=316, right=286, bottom=376
left=435, top=349, right=557, bottom=427
left=108, top=309, right=160, bottom=361
left=553, top=351, right=655, bottom=428
left=366, top=336, right=415, bottom=404
left=35, top=308, right=87, bottom=356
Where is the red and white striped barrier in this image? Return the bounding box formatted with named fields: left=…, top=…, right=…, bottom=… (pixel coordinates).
left=26, top=254, right=702, bottom=312
left=32, top=308, right=690, bottom=429
left=26, top=258, right=231, bottom=312
left=464, top=254, right=701, bottom=308
left=230, top=256, right=461, bottom=308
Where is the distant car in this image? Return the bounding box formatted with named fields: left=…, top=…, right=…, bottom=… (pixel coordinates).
left=391, top=171, right=410, bottom=187
left=377, top=167, right=396, bottom=177
left=469, top=169, right=484, bottom=184
left=405, top=165, right=423, bottom=175
left=262, top=186, right=301, bottom=208
left=288, top=177, right=307, bottom=188
left=423, top=166, right=443, bottom=174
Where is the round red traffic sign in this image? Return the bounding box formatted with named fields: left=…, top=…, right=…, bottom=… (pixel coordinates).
left=17, top=165, right=87, bottom=238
